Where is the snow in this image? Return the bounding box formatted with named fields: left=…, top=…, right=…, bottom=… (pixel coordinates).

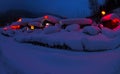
left=11, top=22, right=27, bottom=26
left=82, top=26, right=100, bottom=35
left=65, top=24, right=80, bottom=32
left=60, top=18, right=93, bottom=25
left=43, top=25, right=61, bottom=34
left=42, top=15, right=61, bottom=23
left=1, top=13, right=120, bottom=74
left=1, top=29, right=15, bottom=37
left=83, top=34, right=120, bottom=51
left=0, top=34, right=120, bottom=74
left=28, top=22, right=41, bottom=27
left=13, top=25, right=120, bottom=52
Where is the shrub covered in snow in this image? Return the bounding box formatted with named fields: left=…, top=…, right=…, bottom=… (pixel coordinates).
left=65, top=24, right=80, bottom=32
left=60, top=18, right=93, bottom=25
left=82, top=26, right=100, bottom=35
left=101, top=27, right=116, bottom=38
left=43, top=25, right=61, bottom=34
left=83, top=34, right=120, bottom=51
left=1, top=30, right=15, bottom=37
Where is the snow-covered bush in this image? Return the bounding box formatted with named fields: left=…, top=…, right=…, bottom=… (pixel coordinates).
left=60, top=18, right=93, bottom=25
left=28, top=22, right=41, bottom=27
left=43, top=25, right=61, bottom=34
left=83, top=34, right=120, bottom=51
left=65, top=24, right=80, bottom=32
left=82, top=26, right=100, bottom=35
left=101, top=27, right=116, bottom=38
left=1, top=30, right=15, bottom=37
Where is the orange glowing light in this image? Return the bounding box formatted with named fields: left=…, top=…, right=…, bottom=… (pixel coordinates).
left=101, top=11, right=106, bottom=15
left=11, top=25, right=20, bottom=30
left=44, top=15, right=49, bottom=19
left=31, top=25, right=34, bottom=30
left=17, top=18, right=22, bottom=22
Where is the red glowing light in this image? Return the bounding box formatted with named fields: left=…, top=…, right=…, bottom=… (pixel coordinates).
left=112, top=18, right=119, bottom=23
left=44, top=15, right=49, bottom=19
left=17, top=18, right=22, bottom=22
left=11, top=25, right=20, bottom=30
left=101, top=10, right=106, bottom=15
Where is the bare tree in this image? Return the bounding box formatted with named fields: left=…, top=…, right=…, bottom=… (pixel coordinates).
left=89, top=0, right=100, bottom=15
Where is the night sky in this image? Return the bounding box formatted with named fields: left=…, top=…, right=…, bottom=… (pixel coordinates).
left=0, top=0, right=105, bottom=18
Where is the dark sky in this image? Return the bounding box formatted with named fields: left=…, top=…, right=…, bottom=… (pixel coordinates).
left=0, top=0, right=105, bottom=18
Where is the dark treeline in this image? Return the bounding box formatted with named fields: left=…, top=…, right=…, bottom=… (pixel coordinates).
left=0, top=9, right=39, bottom=27
left=89, top=0, right=120, bottom=22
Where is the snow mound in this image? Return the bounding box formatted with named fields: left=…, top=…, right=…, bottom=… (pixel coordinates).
left=28, top=22, right=41, bottom=27
left=101, top=27, right=116, bottom=38
left=65, top=24, right=80, bottom=32
left=60, top=18, right=93, bottom=25
left=1, top=30, right=15, bottom=37
left=43, top=25, right=61, bottom=34
left=82, top=26, right=100, bottom=35
left=83, top=34, right=120, bottom=51
left=11, top=22, right=27, bottom=26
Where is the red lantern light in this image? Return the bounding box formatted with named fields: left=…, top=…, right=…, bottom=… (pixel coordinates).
left=11, top=25, right=20, bottom=30
left=112, top=18, right=119, bottom=23
left=44, top=15, right=49, bottom=19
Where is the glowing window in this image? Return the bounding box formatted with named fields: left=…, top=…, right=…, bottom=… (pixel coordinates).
left=31, top=25, right=34, bottom=30
left=17, top=18, right=22, bottom=22
left=101, top=11, right=106, bottom=15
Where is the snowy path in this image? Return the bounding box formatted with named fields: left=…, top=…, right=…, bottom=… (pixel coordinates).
left=0, top=35, right=120, bottom=74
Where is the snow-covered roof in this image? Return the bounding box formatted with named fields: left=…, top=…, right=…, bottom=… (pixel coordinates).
left=28, top=22, right=41, bottom=27
left=11, top=22, right=28, bottom=26
left=59, top=18, right=93, bottom=25
left=20, top=18, right=34, bottom=22
left=42, top=15, right=61, bottom=23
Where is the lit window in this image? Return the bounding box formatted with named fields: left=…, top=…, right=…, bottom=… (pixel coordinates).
left=101, top=11, right=106, bottom=15
left=45, top=23, right=50, bottom=28
left=17, top=18, right=22, bottom=22
left=31, top=25, right=34, bottom=30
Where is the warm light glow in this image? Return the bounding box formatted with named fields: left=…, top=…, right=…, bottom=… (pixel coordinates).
left=45, top=23, right=50, bottom=28
left=44, top=15, right=49, bottom=19
left=11, top=25, right=20, bottom=30
left=3, top=27, right=8, bottom=31
left=17, top=18, right=22, bottom=22
left=31, top=25, right=34, bottom=30
left=112, top=18, right=120, bottom=23
left=101, top=11, right=106, bottom=15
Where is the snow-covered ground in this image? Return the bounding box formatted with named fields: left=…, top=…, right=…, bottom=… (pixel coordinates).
left=0, top=32, right=120, bottom=74
left=13, top=25, right=120, bottom=51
